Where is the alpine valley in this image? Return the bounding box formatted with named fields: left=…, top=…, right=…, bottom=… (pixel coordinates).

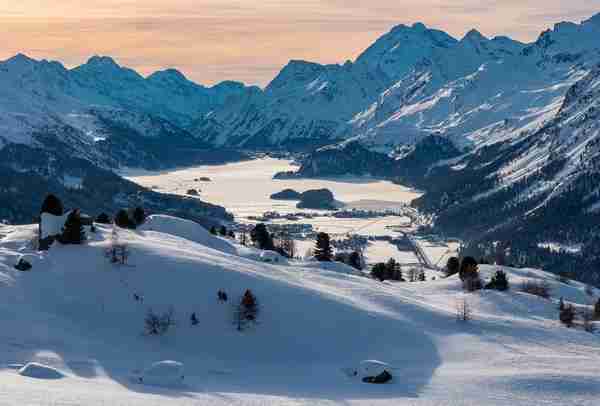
left=2, top=13, right=600, bottom=282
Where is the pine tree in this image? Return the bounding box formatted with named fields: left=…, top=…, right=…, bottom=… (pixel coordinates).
left=219, top=225, right=227, bottom=236
left=371, top=263, right=387, bottom=281
left=594, top=298, right=600, bottom=319
left=250, top=223, right=274, bottom=250
left=132, top=207, right=146, bottom=226
left=114, top=209, right=133, bottom=229
left=59, top=210, right=85, bottom=244
left=314, top=232, right=333, bottom=262
left=459, top=257, right=479, bottom=281
left=445, top=257, right=460, bottom=277
left=348, top=251, right=363, bottom=270
left=210, top=226, right=217, bottom=235
left=485, top=269, right=509, bottom=291
left=40, top=194, right=63, bottom=216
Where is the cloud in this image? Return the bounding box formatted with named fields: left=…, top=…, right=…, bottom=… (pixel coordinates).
left=1, top=1, right=598, bottom=86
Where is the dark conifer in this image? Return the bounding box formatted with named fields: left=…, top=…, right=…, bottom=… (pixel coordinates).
left=114, top=209, right=133, bottom=229
left=59, top=210, right=86, bottom=244
left=40, top=194, right=64, bottom=216
left=132, top=207, right=146, bottom=226
left=314, top=232, right=333, bottom=262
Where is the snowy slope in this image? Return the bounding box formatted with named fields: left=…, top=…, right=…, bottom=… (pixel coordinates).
left=1, top=218, right=599, bottom=405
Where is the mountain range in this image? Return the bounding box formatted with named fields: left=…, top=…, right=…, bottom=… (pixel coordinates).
left=1, top=12, right=600, bottom=281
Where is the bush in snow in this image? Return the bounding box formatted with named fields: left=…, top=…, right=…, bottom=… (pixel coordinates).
left=445, top=257, right=460, bottom=277
left=456, top=298, right=472, bottom=322
left=521, top=280, right=551, bottom=299
left=485, top=269, right=510, bottom=291
left=559, top=304, right=576, bottom=327
left=219, top=225, right=227, bottom=236
left=235, top=290, right=259, bottom=331
left=145, top=307, right=176, bottom=336
left=58, top=209, right=86, bottom=245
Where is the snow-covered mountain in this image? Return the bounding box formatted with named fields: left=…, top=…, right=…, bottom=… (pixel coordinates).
left=1, top=216, right=599, bottom=405
left=0, top=53, right=254, bottom=164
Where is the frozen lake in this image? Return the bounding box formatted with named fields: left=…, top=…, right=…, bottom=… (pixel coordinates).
left=123, top=158, right=455, bottom=266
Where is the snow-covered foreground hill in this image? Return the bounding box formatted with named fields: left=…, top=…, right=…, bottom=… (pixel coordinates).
left=1, top=216, right=599, bottom=405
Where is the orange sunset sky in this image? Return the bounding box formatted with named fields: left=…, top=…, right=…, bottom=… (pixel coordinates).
left=1, top=0, right=598, bottom=86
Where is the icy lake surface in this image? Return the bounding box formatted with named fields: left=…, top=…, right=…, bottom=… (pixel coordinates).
left=123, top=158, right=454, bottom=265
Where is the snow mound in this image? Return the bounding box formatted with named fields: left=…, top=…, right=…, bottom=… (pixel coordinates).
left=139, top=215, right=236, bottom=255
left=358, top=360, right=392, bottom=379
left=137, top=361, right=185, bottom=387
left=18, top=362, right=65, bottom=380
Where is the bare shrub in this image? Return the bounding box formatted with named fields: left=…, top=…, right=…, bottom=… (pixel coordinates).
left=456, top=298, right=472, bottom=322
left=521, top=280, right=551, bottom=299
left=582, top=310, right=596, bottom=333
left=559, top=304, right=576, bottom=327
left=105, top=227, right=129, bottom=265
left=144, top=307, right=176, bottom=336
left=234, top=290, right=259, bottom=331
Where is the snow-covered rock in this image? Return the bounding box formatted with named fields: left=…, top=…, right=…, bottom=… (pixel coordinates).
left=137, top=361, right=185, bottom=387
left=357, top=360, right=392, bottom=379
left=18, top=363, right=65, bottom=380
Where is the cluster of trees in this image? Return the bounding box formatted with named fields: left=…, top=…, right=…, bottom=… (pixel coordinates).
left=558, top=297, right=600, bottom=332
left=334, top=251, right=363, bottom=270
left=210, top=225, right=235, bottom=239
left=114, top=207, right=146, bottom=229
left=370, top=259, right=402, bottom=281
left=446, top=256, right=511, bottom=292
left=40, top=195, right=86, bottom=246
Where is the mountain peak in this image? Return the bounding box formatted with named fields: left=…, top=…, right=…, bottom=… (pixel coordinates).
left=462, top=29, right=488, bottom=42
left=582, top=12, right=600, bottom=27
left=4, top=53, right=37, bottom=66
left=147, top=68, right=189, bottom=84
left=412, top=22, right=427, bottom=31
left=85, top=55, right=120, bottom=69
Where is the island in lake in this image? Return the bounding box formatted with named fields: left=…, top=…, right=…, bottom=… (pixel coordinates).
left=271, top=188, right=338, bottom=210
left=270, top=189, right=302, bottom=200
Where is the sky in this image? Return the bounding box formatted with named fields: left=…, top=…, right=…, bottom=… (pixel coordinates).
left=0, top=1, right=599, bottom=87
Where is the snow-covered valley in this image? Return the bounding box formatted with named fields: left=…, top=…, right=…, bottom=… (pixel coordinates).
left=1, top=216, right=600, bottom=405
left=123, top=158, right=445, bottom=265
